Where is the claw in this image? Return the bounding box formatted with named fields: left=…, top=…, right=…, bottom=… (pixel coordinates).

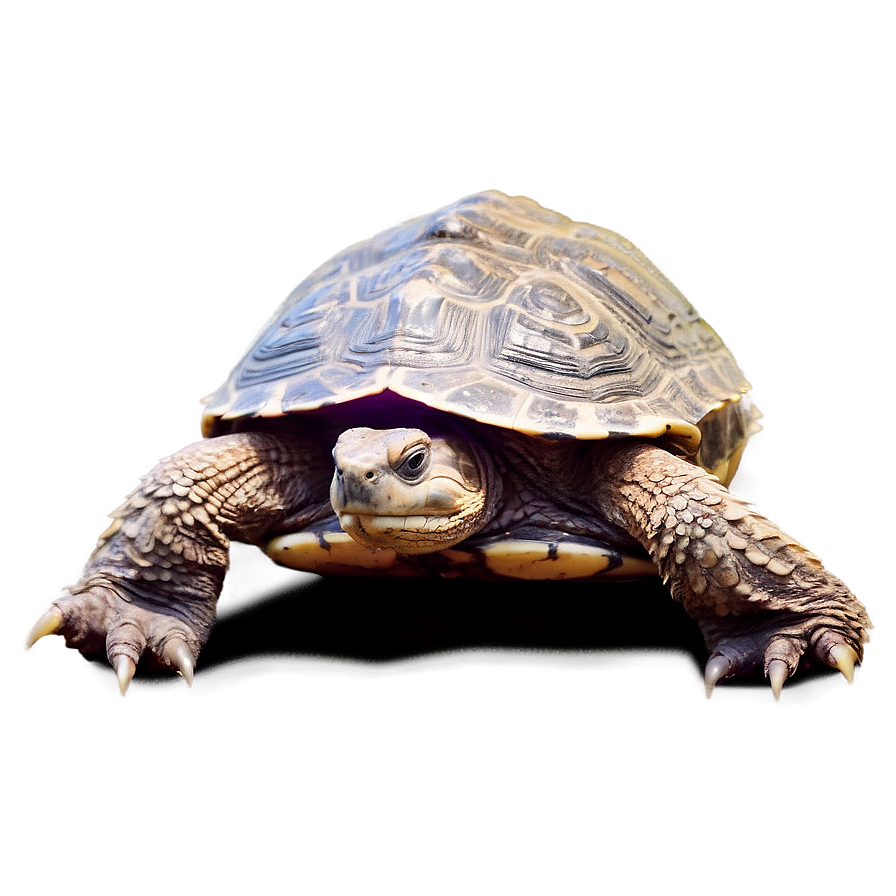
left=828, top=643, right=856, bottom=683
left=704, top=655, right=730, bottom=698
left=163, top=639, right=194, bottom=687
left=112, top=655, right=136, bottom=696
left=767, top=659, right=789, bottom=700
left=26, top=606, right=63, bottom=648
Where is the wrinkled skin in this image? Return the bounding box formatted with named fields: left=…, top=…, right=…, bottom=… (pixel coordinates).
left=29, top=423, right=869, bottom=697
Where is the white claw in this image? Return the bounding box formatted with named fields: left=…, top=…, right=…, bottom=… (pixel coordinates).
left=26, top=606, right=64, bottom=648
left=164, top=639, right=194, bottom=687
left=704, top=656, right=730, bottom=698
left=767, top=659, right=789, bottom=701
left=113, top=655, right=136, bottom=696
left=829, top=643, right=856, bottom=683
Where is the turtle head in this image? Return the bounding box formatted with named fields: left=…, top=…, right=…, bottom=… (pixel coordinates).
left=330, top=427, right=497, bottom=554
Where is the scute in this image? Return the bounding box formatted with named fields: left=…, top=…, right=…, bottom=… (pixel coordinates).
left=202, top=191, right=749, bottom=444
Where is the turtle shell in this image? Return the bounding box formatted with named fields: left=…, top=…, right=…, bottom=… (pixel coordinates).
left=202, top=191, right=749, bottom=449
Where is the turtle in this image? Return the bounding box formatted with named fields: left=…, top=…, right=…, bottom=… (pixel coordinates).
left=28, top=190, right=870, bottom=697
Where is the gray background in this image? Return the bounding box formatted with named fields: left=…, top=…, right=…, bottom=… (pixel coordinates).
left=3, top=2, right=892, bottom=893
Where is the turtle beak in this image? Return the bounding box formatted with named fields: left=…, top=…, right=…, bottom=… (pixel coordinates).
left=330, top=464, right=376, bottom=512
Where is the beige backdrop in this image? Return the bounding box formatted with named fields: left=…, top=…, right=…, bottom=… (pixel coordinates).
left=3, top=2, right=891, bottom=894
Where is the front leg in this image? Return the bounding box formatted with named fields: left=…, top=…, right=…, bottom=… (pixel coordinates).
left=28, top=431, right=330, bottom=692
left=592, top=442, right=871, bottom=697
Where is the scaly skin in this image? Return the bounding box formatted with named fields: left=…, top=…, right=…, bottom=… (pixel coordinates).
left=593, top=442, right=871, bottom=697
left=29, top=432, right=330, bottom=692
left=30, top=431, right=870, bottom=697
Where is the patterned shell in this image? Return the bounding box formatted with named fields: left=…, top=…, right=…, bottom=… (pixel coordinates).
left=202, top=191, right=749, bottom=446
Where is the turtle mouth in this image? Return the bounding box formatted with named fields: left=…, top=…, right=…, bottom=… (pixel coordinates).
left=335, top=510, right=458, bottom=555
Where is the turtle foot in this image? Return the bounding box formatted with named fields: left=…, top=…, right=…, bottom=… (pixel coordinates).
left=593, top=443, right=871, bottom=698
left=27, top=431, right=326, bottom=692
left=701, top=614, right=862, bottom=699
left=28, top=585, right=203, bottom=694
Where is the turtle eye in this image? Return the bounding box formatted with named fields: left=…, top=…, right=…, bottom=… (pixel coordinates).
left=396, top=446, right=430, bottom=481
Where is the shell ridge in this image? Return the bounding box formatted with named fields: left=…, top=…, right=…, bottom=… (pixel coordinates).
left=202, top=192, right=750, bottom=444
